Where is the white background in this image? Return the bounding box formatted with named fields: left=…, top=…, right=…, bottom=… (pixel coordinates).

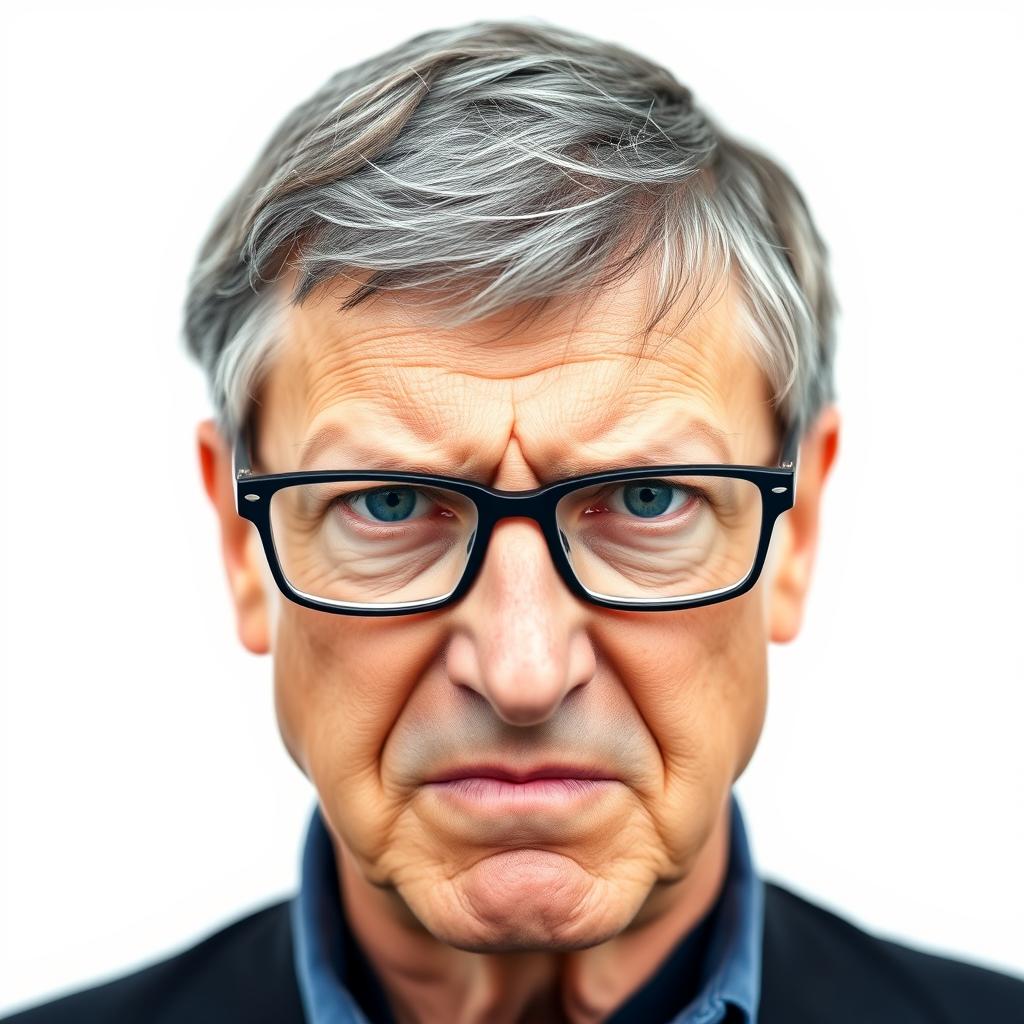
left=2, top=0, right=1022, bottom=1015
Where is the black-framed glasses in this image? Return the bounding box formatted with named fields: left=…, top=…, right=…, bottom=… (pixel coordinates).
left=233, top=415, right=800, bottom=616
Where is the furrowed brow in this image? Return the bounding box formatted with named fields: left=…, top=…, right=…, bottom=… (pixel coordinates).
left=295, top=419, right=737, bottom=480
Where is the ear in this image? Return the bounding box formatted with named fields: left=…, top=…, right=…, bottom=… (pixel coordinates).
left=196, top=418, right=271, bottom=655
left=767, top=404, right=841, bottom=644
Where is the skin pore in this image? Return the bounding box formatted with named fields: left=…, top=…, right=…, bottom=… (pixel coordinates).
left=198, top=261, right=840, bottom=1024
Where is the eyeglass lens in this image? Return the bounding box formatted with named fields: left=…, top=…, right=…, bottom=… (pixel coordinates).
left=266, top=474, right=764, bottom=608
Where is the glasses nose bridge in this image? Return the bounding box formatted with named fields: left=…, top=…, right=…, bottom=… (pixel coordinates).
left=473, top=487, right=568, bottom=562
left=487, top=487, right=548, bottom=518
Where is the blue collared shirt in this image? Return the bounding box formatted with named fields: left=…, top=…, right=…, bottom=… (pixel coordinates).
left=290, top=790, right=764, bottom=1024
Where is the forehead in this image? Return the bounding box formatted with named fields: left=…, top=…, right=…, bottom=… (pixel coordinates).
left=257, top=264, right=774, bottom=478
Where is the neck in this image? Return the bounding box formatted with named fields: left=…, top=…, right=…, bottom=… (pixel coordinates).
left=332, top=799, right=732, bottom=1024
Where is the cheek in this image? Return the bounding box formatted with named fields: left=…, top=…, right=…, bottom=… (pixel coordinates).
left=271, top=605, right=443, bottom=857
left=597, top=591, right=768, bottom=797
left=274, top=605, right=407, bottom=776
left=678, top=593, right=768, bottom=780
left=709, top=589, right=770, bottom=778
left=601, top=595, right=768, bottom=879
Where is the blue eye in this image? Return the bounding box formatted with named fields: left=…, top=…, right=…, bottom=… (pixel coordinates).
left=622, top=482, right=674, bottom=517
left=352, top=486, right=423, bottom=523
left=614, top=480, right=699, bottom=519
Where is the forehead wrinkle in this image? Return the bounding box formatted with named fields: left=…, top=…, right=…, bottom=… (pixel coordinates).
left=289, top=269, right=737, bottom=418
left=294, top=426, right=476, bottom=476
left=289, top=350, right=752, bottom=479
left=295, top=409, right=740, bottom=482
left=506, top=327, right=740, bottom=455
left=277, top=263, right=762, bottom=478
left=295, top=366, right=513, bottom=473
left=294, top=290, right=638, bottom=383
left=292, top=397, right=510, bottom=476
left=515, top=405, right=740, bottom=480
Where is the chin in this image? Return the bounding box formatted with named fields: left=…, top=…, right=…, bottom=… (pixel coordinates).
left=404, top=849, right=641, bottom=952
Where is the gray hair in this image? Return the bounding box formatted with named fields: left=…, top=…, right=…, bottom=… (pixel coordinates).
left=181, top=19, right=838, bottom=455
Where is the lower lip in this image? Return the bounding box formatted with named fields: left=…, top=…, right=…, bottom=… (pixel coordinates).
left=425, top=776, right=617, bottom=813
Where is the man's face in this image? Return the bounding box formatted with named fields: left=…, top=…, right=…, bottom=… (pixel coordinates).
left=202, top=264, right=836, bottom=953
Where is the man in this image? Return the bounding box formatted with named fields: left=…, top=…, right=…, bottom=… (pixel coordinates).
left=5, top=18, right=1022, bottom=1024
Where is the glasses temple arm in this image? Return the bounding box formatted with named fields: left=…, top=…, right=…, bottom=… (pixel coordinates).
left=232, top=415, right=256, bottom=517
left=777, top=417, right=801, bottom=489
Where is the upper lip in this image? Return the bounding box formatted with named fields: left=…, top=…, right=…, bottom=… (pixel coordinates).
left=425, top=763, right=618, bottom=783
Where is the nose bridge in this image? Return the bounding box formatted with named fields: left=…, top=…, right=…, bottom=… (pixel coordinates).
left=444, top=507, right=597, bottom=727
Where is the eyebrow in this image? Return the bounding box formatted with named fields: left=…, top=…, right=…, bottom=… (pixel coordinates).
left=294, top=418, right=738, bottom=480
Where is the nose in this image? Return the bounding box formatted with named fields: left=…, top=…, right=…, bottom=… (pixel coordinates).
left=443, top=516, right=598, bottom=726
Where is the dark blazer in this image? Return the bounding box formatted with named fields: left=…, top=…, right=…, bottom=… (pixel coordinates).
left=3, top=880, right=1023, bottom=1023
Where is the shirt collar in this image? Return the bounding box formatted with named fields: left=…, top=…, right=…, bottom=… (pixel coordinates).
left=291, top=790, right=764, bottom=1024
left=290, top=806, right=373, bottom=1024
left=675, top=790, right=764, bottom=1024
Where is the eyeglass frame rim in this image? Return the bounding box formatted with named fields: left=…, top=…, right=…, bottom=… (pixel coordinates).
left=231, top=412, right=801, bottom=616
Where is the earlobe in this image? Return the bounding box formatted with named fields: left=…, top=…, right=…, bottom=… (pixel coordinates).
left=235, top=528, right=272, bottom=654
left=767, top=515, right=803, bottom=644
left=767, top=405, right=841, bottom=645
left=196, top=418, right=271, bottom=656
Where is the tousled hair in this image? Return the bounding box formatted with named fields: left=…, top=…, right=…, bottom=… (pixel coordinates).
left=182, top=19, right=838, bottom=454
